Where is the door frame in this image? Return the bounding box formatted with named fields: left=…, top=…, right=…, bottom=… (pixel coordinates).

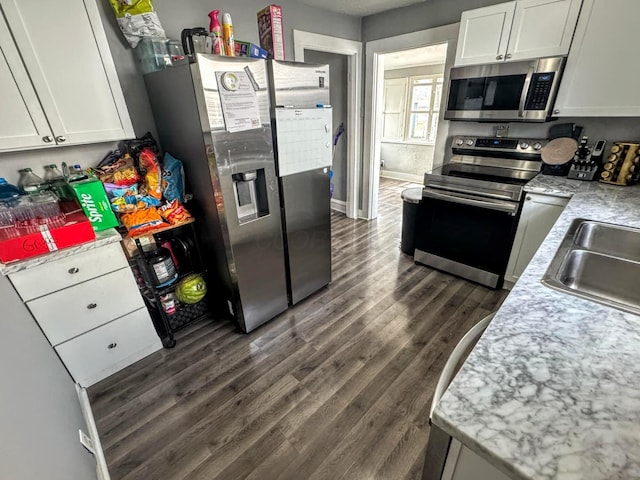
left=363, top=23, right=460, bottom=220
left=294, top=30, right=363, bottom=219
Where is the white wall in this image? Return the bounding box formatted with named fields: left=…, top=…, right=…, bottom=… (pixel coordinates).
left=0, top=275, right=97, bottom=480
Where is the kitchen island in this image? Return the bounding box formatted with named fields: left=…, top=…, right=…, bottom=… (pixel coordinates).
left=433, top=179, right=640, bottom=479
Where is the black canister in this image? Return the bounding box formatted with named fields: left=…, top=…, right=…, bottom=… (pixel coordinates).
left=142, top=246, right=178, bottom=288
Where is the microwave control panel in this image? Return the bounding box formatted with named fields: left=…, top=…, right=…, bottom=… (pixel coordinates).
left=526, top=73, right=556, bottom=110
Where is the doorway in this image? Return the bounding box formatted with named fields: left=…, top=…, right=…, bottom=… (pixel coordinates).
left=293, top=30, right=362, bottom=219
left=363, top=24, right=460, bottom=220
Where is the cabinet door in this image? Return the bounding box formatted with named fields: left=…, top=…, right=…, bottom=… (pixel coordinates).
left=455, top=2, right=516, bottom=66
left=0, top=13, right=54, bottom=151
left=554, top=0, right=640, bottom=116
left=0, top=0, right=134, bottom=146
left=505, top=193, right=569, bottom=283
left=506, top=0, right=582, bottom=61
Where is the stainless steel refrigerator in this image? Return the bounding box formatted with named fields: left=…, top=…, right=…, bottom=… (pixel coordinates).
left=268, top=60, right=333, bottom=305
left=145, top=55, right=289, bottom=333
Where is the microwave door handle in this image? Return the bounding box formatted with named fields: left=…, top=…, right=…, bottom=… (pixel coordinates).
left=423, top=189, right=518, bottom=215
left=519, top=67, right=535, bottom=118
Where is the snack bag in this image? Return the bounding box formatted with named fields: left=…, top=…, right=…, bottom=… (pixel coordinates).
left=109, top=0, right=166, bottom=48
left=121, top=207, right=167, bottom=235
left=162, top=153, right=185, bottom=203
left=95, top=154, right=140, bottom=187
left=139, top=148, right=163, bottom=199
left=159, top=200, right=193, bottom=225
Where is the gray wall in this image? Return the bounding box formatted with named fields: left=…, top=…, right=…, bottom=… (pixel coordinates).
left=0, top=275, right=97, bottom=480
left=362, top=0, right=504, bottom=42
left=305, top=50, right=348, bottom=202
left=96, top=0, right=361, bottom=138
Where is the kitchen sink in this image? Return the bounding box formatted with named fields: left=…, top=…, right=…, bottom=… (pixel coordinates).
left=542, top=219, right=640, bottom=315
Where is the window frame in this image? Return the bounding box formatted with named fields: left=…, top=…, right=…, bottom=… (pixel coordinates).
left=382, top=73, right=444, bottom=146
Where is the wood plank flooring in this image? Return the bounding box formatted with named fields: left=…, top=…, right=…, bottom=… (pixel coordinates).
left=89, top=178, right=508, bottom=480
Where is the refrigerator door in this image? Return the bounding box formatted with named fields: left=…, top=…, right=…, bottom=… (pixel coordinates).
left=193, top=56, right=289, bottom=332
left=269, top=60, right=330, bottom=107
left=280, top=168, right=332, bottom=304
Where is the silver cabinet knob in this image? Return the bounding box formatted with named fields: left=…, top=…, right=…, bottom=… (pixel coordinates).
left=68, top=267, right=79, bottom=274
left=496, top=54, right=504, bottom=60
left=553, top=109, right=560, bottom=114
left=87, top=303, right=98, bottom=310
left=526, top=196, right=532, bottom=201
left=55, top=136, right=66, bottom=143
left=506, top=53, right=512, bottom=59
left=42, top=136, right=53, bottom=143
left=107, top=342, right=117, bottom=349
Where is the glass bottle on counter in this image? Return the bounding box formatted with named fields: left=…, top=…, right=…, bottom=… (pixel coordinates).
left=17, top=168, right=46, bottom=195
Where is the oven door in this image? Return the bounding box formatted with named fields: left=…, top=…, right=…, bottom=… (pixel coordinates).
left=414, top=188, right=520, bottom=289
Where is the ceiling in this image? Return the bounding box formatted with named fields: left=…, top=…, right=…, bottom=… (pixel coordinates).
left=297, top=0, right=426, bottom=17
left=382, top=43, right=448, bottom=69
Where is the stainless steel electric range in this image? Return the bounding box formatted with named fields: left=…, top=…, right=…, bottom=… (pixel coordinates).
left=414, top=136, right=547, bottom=289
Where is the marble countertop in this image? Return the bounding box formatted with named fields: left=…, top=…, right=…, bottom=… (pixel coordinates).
left=433, top=181, right=640, bottom=480
left=0, top=228, right=122, bottom=276
left=524, top=174, right=584, bottom=198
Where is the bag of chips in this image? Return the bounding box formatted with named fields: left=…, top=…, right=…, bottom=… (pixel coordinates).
left=159, top=200, right=192, bottom=225
left=139, top=148, right=163, bottom=199
left=95, top=154, right=140, bottom=187
left=121, top=207, right=167, bottom=234
left=162, top=153, right=185, bottom=203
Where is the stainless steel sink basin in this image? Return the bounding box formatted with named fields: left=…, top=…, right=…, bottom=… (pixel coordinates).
left=574, top=221, right=640, bottom=262
left=542, top=219, right=640, bottom=315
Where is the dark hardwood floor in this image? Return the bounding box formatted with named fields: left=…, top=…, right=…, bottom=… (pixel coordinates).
left=89, top=177, right=508, bottom=480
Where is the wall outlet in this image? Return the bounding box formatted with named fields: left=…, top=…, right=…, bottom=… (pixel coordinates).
left=79, top=429, right=95, bottom=455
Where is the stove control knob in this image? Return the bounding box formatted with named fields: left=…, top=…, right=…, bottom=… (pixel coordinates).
left=455, top=138, right=465, bottom=146
left=533, top=142, right=543, bottom=151
left=466, top=139, right=474, bottom=146
left=520, top=142, right=530, bottom=150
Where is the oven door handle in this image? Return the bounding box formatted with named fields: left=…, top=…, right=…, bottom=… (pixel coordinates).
left=519, top=66, right=535, bottom=118
left=423, top=188, right=519, bottom=215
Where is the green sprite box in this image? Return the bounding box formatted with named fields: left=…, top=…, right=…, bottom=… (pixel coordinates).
left=69, top=177, right=119, bottom=232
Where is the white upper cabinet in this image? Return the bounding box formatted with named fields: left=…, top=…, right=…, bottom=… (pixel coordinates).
left=0, top=0, right=133, bottom=152
left=554, top=0, right=640, bottom=117
left=455, top=0, right=582, bottom=66
left=455, top=2, right=516, bottom=66
left=0, top=13, right=53, bottom=151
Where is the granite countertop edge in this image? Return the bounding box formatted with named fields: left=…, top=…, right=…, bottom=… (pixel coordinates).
left=432, top=179, right=640, bottom=480
left=0, top=228, right=123, bottom=276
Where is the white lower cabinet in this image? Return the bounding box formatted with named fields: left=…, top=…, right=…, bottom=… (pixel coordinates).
left=57, top=308, right=159, bottom=387
left=506, top=192, right=569, bottom=284
left=8, top=241, right=161, bottom=386
left=443, top=440, right=512, bottom=480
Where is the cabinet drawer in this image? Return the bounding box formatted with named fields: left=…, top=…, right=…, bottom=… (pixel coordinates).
left=56, top=308, right=161, bottom=387
left=28, top=267, right=144, bottom=346
left=10, top=242, right=128, bottom=301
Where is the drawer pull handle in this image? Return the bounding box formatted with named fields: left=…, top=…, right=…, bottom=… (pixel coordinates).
left=107, top=342, right=117, bottom=349
left=87, top=303, right=98, bottom=310
left=68, top=267, right=79, bottom=274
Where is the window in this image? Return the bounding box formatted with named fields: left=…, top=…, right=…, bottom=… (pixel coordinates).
left=382, top=75, right=444, bottom=144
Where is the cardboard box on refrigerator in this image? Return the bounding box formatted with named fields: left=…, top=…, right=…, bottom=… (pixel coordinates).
left=0, top=211, right=96, bottom=264
left=257, top=4, right=285, bottom=60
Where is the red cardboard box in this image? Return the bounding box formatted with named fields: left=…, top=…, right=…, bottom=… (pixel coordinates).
left=0, top=211, right=97, bottom=264
left=257, top=4, right=285, bottom=60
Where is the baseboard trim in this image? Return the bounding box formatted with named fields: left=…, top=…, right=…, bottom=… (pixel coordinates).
left=330, top=198, right=347, bottom=214
left=380, top=171, right=423, bottom=184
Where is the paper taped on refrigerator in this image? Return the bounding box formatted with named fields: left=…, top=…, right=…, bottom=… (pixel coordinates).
left=275, top=108, right=332, bottom=177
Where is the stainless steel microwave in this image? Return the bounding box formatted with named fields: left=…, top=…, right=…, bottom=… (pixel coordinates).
left=444, top=57, right=565, bottom=123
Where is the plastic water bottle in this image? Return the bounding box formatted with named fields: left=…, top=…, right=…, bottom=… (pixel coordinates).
left=17, top=168, right=46, bottom=195
left=68, top=164, right=89, bottom=183
left=44, top=164, right=72, bottom=200
left=0, top=178, right=20, bottom=203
